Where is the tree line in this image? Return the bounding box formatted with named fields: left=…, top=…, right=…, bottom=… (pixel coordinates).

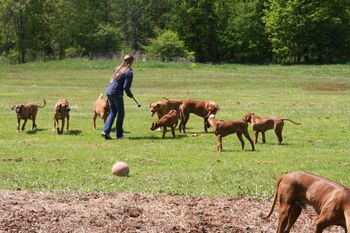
left=0, top=0, right=349, bottom=64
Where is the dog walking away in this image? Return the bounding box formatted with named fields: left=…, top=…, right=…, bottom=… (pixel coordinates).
left=53, top=98, right=70, bottom=134
left=242, top=112, right=301, bottom=144
left=93, top=93, right=110, bottom=130
left=12, top=99, right=46, bottom=132
left=150, top=109, right=179, bottom=139
left=205, top=114, right=254, bottom=152
left=179, top=100, right=219, bottom=133
left=263, top=171, right=350, bottom=233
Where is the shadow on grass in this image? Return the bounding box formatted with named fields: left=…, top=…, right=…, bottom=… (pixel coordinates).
left=26, top=128, right=48, bottom=135
left=65, top=130, right=82, bottom=135
left=128, top=134, right=188, bottom=140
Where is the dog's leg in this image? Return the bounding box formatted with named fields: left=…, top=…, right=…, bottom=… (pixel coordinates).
left=203, top=118, right=208, bottom=132
left=275, top=125, right=283, bottom=145
left=236, top=132, right=245, bottom=150
left=181, top=112, right=190, bottom=133
left=21, top=119, right=27, bottom=131
left=93, top=113, right=97, bottom=130
left=276, top=201, right=291, bottom=233
left=216, top=135, right=222, bottom=152
left=66, top=114, right=69, bottom=130
left=284, top=203, right=302, bottom=232
left=60, top=118, right=65, bottom=134
left=262, top=131, right=266, bottom=143
left=17, top=118, right=20, bottom=132
left=171, top=127, right=175, bottom=138
left=345, top=209, right=350, bottom=233
left=243, top=130, right=255, bottom=151
left=254, top=131, right=259, bottom=144
left=32, top=116, right=37, bottom=130
left=162, top=127, right=167, bottom=139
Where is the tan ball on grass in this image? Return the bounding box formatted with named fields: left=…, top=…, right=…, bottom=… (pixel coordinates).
left=112, top=161, right=129, bottom=176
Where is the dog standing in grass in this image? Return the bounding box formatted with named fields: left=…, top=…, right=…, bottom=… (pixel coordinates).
left=53, top=98, right=70, bottom=134
left=205, top=114, right=255, bottom=152
left=12, top=99, right=46, bottom=132
left=242, top=112, right=301, bottom=144
left=150, top=109, right=179, bottom=139
left=93, top=93, right=110, bottom=130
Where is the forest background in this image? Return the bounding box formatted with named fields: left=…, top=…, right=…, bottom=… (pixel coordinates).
left=0, top=0, right=349, bottom=64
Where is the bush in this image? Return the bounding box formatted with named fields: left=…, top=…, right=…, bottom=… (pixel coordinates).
left=144, top=30, right=195, bottom=62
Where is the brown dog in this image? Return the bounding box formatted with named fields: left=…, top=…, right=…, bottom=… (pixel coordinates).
left=12, top=99, right=46, bottom=132
left=93, top=93, right=110, bottom=130
left=150, top=109, right=179, bottom=139
left=205, top=114, right=255, bottom=152
left=149, top=97, right=184, bottom=119
left=53, top=98, right=70, bottom=134
left=263, top=171, right=350, bottom=232
left=179, top=100, right=219, bottom=133
left=242, top=112, right=301, bottom=144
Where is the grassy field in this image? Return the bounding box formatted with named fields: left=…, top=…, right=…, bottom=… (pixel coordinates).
left=0, top=59, right=349, bottom=198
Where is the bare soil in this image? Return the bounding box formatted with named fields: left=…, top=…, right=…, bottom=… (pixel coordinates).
left=0, top=191, right=344, bottom=232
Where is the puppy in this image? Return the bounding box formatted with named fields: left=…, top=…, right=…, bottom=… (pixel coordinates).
left=179, top=100, right=220, bottom=133
left=150, top=109, right=179, bottom=139
left=149, top=97, right=184, bottom=119
left=263, top=171, right=350, bottom=233
left=53, top=98, right=70, bottom=134
left=205, top=114, right=255, bottom=152
left=242, top=112, right=301, bottom=144
left=93, top=93, right=110, bottom=130
left=12, top=99, right=46, bottom=132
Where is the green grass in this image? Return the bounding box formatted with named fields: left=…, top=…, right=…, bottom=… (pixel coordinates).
left=0, top=59, right=349, bottom=198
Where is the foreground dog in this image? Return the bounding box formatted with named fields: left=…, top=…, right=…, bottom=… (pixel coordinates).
left=93, top=93, right=110, bottom=130
left=150, top=110, right=179, bottom=139
left=179, top=100, right=219, bottom=133
left=12, top=99, right=46, bottom=132
left=263, top=171, right=350, bottom=232
left=149, top=97, right=184, bottom=119
left=242, top=112, right=301, bottom=144
left=205, top=114, right=254, bottom=152
left=53, top=98, right=70, bottom=134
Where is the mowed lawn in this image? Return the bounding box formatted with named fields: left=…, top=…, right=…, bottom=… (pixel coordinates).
left=0, top=59, right=349, bottom=198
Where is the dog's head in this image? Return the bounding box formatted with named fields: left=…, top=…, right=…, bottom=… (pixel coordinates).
left=150, top=121, right=159, bottom=131
left=242, top=112, right=255, bottom=123
left=207, top=102, right=219, bottom=115
left=149, top=102, right=161, bottom=116
left=56, top=99, right=70, bottom=113
left=12, top=104, right=23, bottom=115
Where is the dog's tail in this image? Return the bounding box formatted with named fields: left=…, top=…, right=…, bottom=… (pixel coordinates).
left=282, top=118, right=301, bottom=125
left=38, top=99, right=46, bottom=108
left=261, top=176, right=283, bottom=219
left=162, top=97, right=172, bottom=103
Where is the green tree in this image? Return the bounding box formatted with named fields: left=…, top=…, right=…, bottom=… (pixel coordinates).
left=169, top=0, right=220, bottom=62
left=263, top=0, right=350, bottom=63
left=219, top=0, right=271, bottom=63
left=144, top=30, right=194, bottom=61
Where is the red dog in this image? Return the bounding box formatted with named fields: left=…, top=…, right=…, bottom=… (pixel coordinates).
left=93, top=93, right=110, bottom=130
left=242, top=112, right=300, bottom=144
left=205, top=114, right=255, bottom=152
left=179, top=100, right=219, bottom=133
left=150, top=109, right=179, bottom=139
left=263, top=171, right=350, bottom=232
left=53, top=98, right=70, bottom=134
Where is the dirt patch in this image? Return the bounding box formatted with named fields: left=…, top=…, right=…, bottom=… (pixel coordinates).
left=0, top=191, right=343, bottom=232
left=304, top=82, right=350, bottom=92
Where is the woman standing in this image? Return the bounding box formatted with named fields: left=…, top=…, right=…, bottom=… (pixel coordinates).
left=101, top=55, right=134, bottom=140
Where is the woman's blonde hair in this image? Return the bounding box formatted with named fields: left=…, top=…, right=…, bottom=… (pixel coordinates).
left=110, top=55, right=134, bottom=81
